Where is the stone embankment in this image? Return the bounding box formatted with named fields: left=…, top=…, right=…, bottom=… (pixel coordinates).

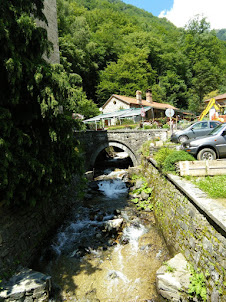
left=1, top=155, right=226, bottom=301
left=141, top=158, right=226, bottom=302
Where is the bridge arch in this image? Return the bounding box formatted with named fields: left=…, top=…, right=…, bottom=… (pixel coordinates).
left=90, top=140, right=138, bottom=169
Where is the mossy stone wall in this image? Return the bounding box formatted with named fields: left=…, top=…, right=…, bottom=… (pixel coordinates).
left=143, top=159, right=226, bottom=301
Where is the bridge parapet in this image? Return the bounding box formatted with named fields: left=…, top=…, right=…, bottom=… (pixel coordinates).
left=75, top=129, right=168, bottom=170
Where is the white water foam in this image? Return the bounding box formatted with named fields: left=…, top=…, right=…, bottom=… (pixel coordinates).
left=51, top=217, right=100, bottom=255
left=122, top=224, right=146, bottom=252
left=98, top=179, right=128, bottom=198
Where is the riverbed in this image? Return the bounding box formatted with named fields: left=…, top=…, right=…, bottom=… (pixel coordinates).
left=34, top=154, right=170, bottom=301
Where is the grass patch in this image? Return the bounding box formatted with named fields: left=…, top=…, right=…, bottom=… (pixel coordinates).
left=192, top=175, right=226, bottom=199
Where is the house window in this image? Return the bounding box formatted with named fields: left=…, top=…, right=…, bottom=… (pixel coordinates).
left=113, top=100, right=116, bottom=105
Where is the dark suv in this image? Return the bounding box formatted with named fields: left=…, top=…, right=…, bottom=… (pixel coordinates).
left=170, top=120, right=221, bottom=143
left=181, top=123, right=226, bottom=160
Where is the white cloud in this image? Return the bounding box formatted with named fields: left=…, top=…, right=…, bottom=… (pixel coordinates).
left=159, top=0, right=226, bottom=29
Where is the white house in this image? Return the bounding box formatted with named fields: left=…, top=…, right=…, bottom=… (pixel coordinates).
left=102, top=90, right=177, bottom=120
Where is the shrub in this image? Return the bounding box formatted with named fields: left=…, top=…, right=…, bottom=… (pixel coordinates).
left=143, top=125, right=152, bottom=129
left=153, top=147, right=175, bottom=168
left=140, top=140, right=152, bottom=157
left=163, top=124, right=170, bottom=129
left=162, top=150, right=195, bottom=172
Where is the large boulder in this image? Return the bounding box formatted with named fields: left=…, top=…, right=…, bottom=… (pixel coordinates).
left=0, top=268, right=51, bottom=302
left=156, top=253, right=191, bottom=302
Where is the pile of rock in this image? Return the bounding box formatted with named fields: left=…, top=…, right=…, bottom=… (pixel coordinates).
left=0, top=268, right=51, bottom=302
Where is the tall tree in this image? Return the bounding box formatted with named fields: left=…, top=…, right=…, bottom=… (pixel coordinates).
left=181, top=16, right=222, bottom=111
left=96, top=50, right=156, bottom=104
left=0, top=0, right=88, bottom=206
left=56, top=0, right=226, bottom=110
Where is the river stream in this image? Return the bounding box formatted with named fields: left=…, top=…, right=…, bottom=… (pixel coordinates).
left=34, top=153, right=170, bottom=301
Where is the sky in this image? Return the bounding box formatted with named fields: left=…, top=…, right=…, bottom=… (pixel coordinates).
left=123, top=0, right=226, bottom=29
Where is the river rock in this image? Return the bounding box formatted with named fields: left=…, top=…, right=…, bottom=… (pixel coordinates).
left=135, top=179, right=145, bottom=189
left=85, top=171, right=94, bottom=181
left=0, top=268, right=51, bottom=302
left=156, top=253, right=191, bottom=302
left=104, top=218, right=123, bottom=232
left=141, top=190, right=149, bottom=200
left=122, top=173, right=129, bottom=183
left=88, top=181, right=99, bottom=190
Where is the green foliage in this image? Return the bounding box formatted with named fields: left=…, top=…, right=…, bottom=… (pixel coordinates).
left=153, top=147, right=175, bottom=168
left=132, top=182, right=153, bottom=195
left=163, top=262, right=176, bottom=273
left=131, top=197, right=153, bottom=211
left=120, top=119, right=136, bottom=125
left=162, top=150, right=195, bottom=172
left=182, top=16, right=222, bottom=109
left=216, top=29, right=226, bottom=41
left=140, top=140, right=152, bottom=157
left=56, top=0, right=226, bottom=110
left=188, top=268, right=207, bottom=301
left=192, top=176, right=226, bottom=199
left=130, top=173, right=141, bottom=182
left=96, top=50, right=156, bottom=104
left=163, top=124, right=169, bottom=129
left=143, top=125, right=151, bottom=129
left=0, top=0, right=89, bottom=206
left=131, top=179, right=153, bottom=211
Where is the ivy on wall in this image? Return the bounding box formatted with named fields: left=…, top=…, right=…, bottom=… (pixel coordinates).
left=0, top=0, right=86, bottom=206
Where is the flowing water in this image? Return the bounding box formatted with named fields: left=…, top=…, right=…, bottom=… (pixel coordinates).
left=34, top=153, right=170, bottom=302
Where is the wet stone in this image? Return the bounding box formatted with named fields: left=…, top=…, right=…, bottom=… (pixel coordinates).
left=33, top=165, right=171, bottom=301
left=0, top=268, right=51, bottom=302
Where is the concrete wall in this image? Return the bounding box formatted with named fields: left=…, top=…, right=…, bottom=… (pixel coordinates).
left=36, top=0, right=60, bottom=63
left=144, top=159, right=226, bottom=301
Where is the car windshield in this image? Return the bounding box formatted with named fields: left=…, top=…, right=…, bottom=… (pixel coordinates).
left=208, top=123, right=226, bottom=136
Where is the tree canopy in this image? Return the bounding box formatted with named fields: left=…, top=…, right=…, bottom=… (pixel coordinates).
left=57, top=0, right=226, bottom=112
left=0, top=0, right=96, bottom=206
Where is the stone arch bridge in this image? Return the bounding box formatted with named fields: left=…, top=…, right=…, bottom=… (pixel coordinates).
left=75, top=129, right=168, bottom=170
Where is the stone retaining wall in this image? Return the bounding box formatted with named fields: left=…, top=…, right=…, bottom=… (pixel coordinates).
left=0, top=177, right=82, bottom=277
left=144, top=159, right=226, bottom=301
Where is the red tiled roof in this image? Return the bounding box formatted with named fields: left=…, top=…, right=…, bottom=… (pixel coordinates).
left=103, top=94, right=177, bottom=110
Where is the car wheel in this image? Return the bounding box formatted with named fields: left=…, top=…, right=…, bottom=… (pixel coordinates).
left=197, top=148, right=216, bottom=161
left=178, top=135, right=188, bottom=143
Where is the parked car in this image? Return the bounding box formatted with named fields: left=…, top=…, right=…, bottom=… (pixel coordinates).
left=170, top=120, right=221, bottom=143
left=181, top=123, right=226, bottom=160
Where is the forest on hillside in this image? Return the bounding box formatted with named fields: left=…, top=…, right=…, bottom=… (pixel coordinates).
left=57, top=0, right=226, bottom=112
